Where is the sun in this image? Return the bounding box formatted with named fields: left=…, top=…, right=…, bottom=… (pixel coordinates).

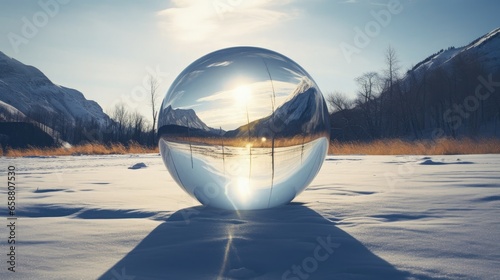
left=234, top=85, right=252, bottom=106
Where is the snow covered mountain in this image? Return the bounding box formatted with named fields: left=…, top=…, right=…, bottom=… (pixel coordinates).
left=0, top=51, right=110, bottom=128
left=158, top=105, right=222, bottom=137
left=332, top=27, right=500, bottom=141
left=225, top=77, right=329, bottom=138
left=158, top=105, right=212, bottom=131
left=408, top=27, right=500, bottom=76
left=274, top=77, right=323, bottom=126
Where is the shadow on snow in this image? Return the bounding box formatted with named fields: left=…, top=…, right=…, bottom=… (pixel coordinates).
left=99, top=204, right=410, bottom=279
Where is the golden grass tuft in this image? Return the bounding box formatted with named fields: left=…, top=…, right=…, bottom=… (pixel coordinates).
left=329, top=138, right=500, bottom=155
left=2, top=142, right=158, bottom=157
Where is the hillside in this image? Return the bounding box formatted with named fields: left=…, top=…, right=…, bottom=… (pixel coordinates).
left=331, top=27, right=500, bottom=141
left=0, top=51, right=111, bottom=144
left=410, top=27, right=500, bottom=75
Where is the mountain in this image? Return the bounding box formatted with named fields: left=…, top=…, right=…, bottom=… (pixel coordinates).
left=0, top=51, right=110, bottom=129
left=401, top=27, right=500, bottom=139
left=408, top=27, right=500, bottom=77
left=225, top=77, right=330, bottom=138
left=331, top=27, right=500, bottom=141
left=158, top=105, right=213, bottom=132
left=158, top=105, right=222, bottom=136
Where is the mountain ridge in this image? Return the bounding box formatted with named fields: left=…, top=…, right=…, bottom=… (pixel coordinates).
left=331, top=27, right=500, bottom=141
left=0, top=50, right=111, bottom=131
left=158, top=105, right=222, bottom=134
left=409, top=27, right=500, bottom=75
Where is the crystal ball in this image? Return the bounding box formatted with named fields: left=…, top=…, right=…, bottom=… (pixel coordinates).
left=158, top=47, right=330, bottom=210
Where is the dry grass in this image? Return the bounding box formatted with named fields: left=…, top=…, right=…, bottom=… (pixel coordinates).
left=1, top=142, right=158, bottom=157
left=2, top=138, right=499, bottom=157
left=329, top=138, right=500, bottom=155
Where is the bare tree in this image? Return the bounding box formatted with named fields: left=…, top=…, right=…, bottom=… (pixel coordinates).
left=384, top=45, right=400, bottom=94
left=327, top=91, right=353, bottom=113
left=111, top=103, right=128, bottom=141
left=355, top=72, right=381, bottom=137
left=131, top=111, right=146, bottom=142
left=148, top=74, right=160, bottom=135
left=355, top=72, right=379, bottom=104
left=381, top=45, right=401, bottom=136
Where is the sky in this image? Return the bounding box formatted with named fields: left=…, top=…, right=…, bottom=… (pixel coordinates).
left=1, top=0, right=499, bottom=123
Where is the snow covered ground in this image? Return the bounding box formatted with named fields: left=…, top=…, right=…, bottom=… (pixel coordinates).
left=0, top=153, right=499, bottom=279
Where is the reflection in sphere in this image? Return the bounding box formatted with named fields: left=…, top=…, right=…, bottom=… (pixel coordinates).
left=158, top=47, right=330, bottom=210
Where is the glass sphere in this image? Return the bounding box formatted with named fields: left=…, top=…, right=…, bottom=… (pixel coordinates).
left=158, top=47, right=330, bottom=210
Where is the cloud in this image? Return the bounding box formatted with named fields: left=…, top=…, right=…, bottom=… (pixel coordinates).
left=207, top=61, right=233, bottom=68
left=157, top=0, right=301, bottom=43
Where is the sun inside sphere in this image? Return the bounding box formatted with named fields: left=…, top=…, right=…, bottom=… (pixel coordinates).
left=234, top=85, right=252, bottom=106
left=158, top=47, right=330, bottom=210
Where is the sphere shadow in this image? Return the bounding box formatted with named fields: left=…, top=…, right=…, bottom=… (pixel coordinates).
left=99, top=204, right=410, bottom=279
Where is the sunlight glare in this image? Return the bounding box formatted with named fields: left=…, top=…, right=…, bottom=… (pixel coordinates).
left=234, top=85, right=252, bottom=106
left=237, top=177, right=251, bottom=200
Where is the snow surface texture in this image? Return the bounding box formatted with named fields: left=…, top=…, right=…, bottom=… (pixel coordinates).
left=0, top=154, right=499, bottom=279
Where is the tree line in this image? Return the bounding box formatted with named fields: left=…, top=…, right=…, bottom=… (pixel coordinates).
left=62, top=74, right=161, bottom=146
left=328, top=46, right=500, bottom=141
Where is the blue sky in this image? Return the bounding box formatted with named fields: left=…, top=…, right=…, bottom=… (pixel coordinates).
left=1, top=0, right=499, bottom=120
